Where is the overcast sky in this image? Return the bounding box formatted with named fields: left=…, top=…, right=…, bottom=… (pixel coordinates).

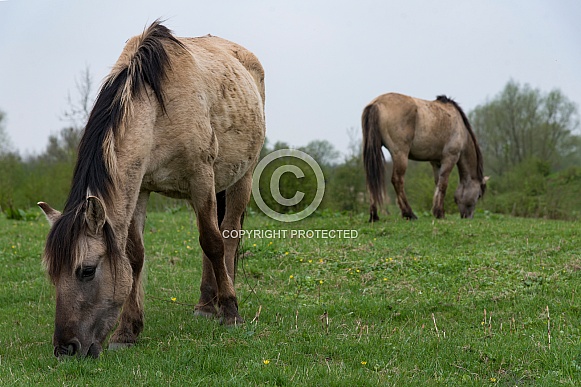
left=1, top=0, right=580, bottom=157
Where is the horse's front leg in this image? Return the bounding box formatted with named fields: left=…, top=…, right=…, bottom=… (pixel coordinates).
left=221, top=168, right=254, bottom=284
left=109, top=192, right=149, bottom=349
left=193, top=191, right=225, bottom=319
left=432, top=159, right=455, bottom=219
left=190, top=169, right=242, bottom=326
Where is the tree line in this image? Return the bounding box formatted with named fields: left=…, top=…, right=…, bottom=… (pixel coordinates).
left=1, top=79, right=580, bottom=220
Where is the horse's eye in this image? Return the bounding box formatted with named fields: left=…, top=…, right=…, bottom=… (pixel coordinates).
left=77, top=266, right=96, bottom=282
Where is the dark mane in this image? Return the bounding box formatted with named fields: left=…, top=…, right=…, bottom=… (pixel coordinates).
left=44, top=21, right=185, bottom=280
left=436, top=95, right=485, bottom=195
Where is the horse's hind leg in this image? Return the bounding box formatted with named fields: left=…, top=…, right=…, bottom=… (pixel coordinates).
left=109, top=191, right=149, bottom=349
left=391, top=155, right=417, bottom=220
left=190, top=167, right=242, bottom=326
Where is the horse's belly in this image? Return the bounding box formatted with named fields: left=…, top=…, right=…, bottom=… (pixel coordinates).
left=408, top=144, right=443, bottom=162
left=213, top=159, right=253, bottom=192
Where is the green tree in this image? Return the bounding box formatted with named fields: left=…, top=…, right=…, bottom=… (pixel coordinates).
left=298, top=139, right=340, bottom=167
left=0, top=110, right=26, bottom=213
left=470, top=80, right=580, bottom=175
left=0, top=109, right=12, bottom=155
left=325, top=128, right=367, bottom=213
left=36, top=126, right=83, bottom=164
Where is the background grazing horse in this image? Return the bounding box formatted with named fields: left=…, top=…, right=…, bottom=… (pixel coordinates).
left=362, top=93, right=486, bottom=221
left=38, top=21, right=266, bottom=358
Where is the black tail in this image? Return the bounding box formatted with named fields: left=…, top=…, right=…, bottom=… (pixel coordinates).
left=362, top=103, right=386, bottom=221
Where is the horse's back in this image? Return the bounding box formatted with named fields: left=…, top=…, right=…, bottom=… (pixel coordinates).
left=140, top=34, right=266, bottom=195
left=369, top=93, right=466, bottom=161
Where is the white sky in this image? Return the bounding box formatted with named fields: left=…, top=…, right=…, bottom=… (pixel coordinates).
left=1, top=0, right=580, bottom=156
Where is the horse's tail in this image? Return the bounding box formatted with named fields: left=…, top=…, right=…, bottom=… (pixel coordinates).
left=362, top=102, right=386, bottom=222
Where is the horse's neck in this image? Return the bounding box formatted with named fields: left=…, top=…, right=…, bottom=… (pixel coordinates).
left=106, top=107, right=155, bottom=241
left=457, top=138, right=479, bottom=183
left=104, top=185, right=140, bottom=250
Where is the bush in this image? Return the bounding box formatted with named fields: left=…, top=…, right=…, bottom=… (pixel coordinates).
left=481, top=159, right=581, bottom=220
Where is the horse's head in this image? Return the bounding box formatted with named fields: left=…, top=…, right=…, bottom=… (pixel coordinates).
left=454, top=176, right=489, bottom=219
left=39, top=197, right=132, bottom=359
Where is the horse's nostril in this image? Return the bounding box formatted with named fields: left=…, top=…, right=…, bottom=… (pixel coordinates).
left=54, top=339, right=81, bottom=357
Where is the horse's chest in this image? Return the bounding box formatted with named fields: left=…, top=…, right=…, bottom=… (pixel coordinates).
left=141, top=167, right=192, bottom=198
left=141, top=158, right=251, bottom=197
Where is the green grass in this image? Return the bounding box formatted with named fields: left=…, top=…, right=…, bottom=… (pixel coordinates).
left=1, top=210, right=580, bottom=385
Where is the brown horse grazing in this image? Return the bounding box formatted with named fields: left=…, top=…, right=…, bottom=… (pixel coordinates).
left=362, top=93, right=487, bottom=221
left=37, top=21, right=266, bottom=358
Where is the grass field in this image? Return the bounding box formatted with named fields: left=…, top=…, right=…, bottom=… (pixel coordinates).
left=0, top=209, right=580, bottom=385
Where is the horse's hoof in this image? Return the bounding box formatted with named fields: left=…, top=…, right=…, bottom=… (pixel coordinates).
left=193, top=309, right=217, bottom=319
left=220, top=315, right=245, bottom=327
left=108, top=342, right=134, bottom=351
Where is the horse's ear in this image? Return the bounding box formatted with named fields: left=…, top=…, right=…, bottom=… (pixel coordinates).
left=85, top=196, right=107, bottom=235
left=37, top=202, right=61, bottom=226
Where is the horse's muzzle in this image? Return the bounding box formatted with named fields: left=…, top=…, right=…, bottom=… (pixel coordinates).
left=54, top=339, right=101, bottom=359
left=54, top=338, right=81, bottom=358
